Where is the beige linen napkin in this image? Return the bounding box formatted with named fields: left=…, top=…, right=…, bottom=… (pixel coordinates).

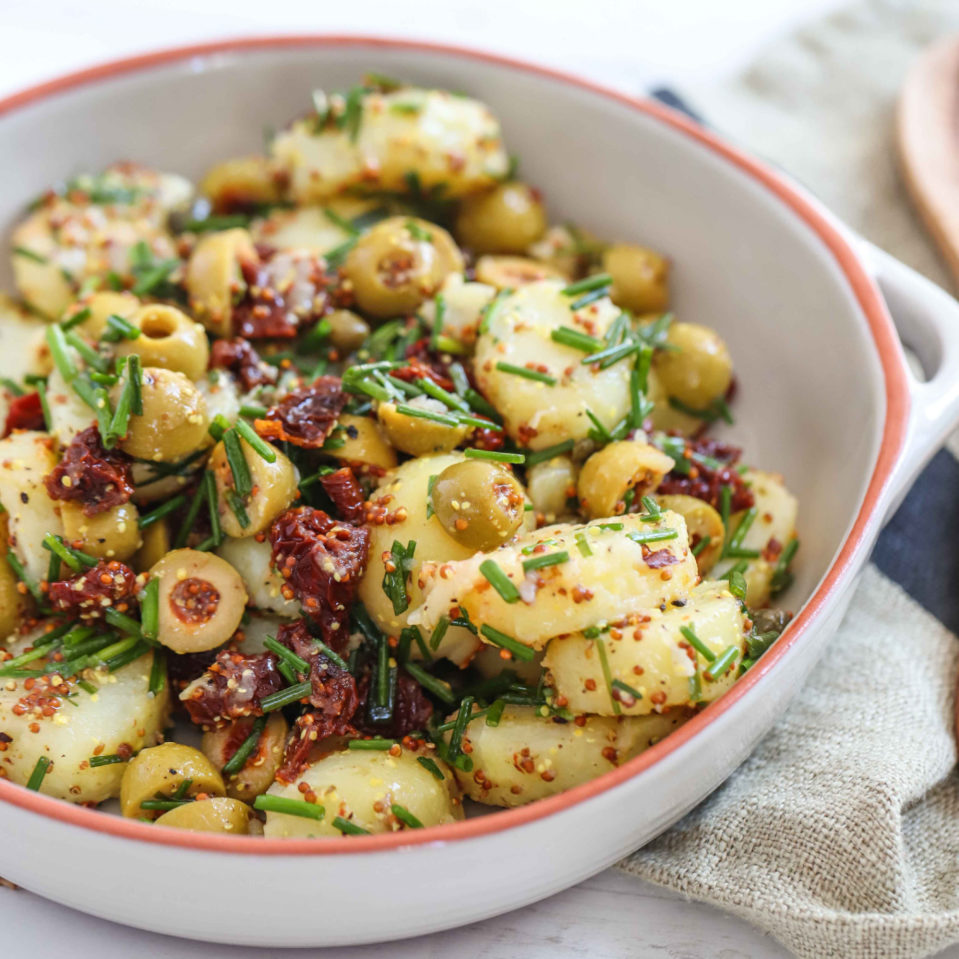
left=618, top=3, right=959, bottom=957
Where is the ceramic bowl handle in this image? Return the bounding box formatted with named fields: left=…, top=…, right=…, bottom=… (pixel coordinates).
left=862, top=242, right=959, bottom=517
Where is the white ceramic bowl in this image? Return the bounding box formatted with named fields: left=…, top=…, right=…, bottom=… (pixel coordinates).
left=2, top=36, right=959, bottom=947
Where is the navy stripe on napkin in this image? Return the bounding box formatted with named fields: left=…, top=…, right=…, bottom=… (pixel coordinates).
left=650, top=88, right=959, bottom=636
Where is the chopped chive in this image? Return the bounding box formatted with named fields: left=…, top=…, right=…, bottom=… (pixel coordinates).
left=581, top=339, right=638, bottom=370
left=525, top=439, right=575, bottom=466
left=705, top=645, right=739, bottom=681
left=0, top=377, right=25, bottom=396
left=35, top=381, right=53, bottom=431
left=42, top=533, right=86, bottom=573
left=137, top=493, right=186, bottom=529
left=594, top=637, right=621, bottom=715
left=429, top=293, right=445, bottom=349
left=347, top=738, right=395, bottom=751
left=479, top=559, right=520, bottom=603
left=89, top=753, right=127, bottom=768
left=456, top=413, right=504, bottom=431
left=312, top=637, right=350, bottom=672
left=333, top=816, right=370, bottom=835
left=771, top=537, right=799, bottom=595
left=384, top=375, right=422, bottom=398
left=485, top=699, right=506, bottom=726
left=223, top=429, right=252, bottom=498
left=235, top=418, right=277, bottom=463
left=728, top=568, right=748, bottom=605
left=225, top=490, right=251, bottom=529
left=239, top=403, right=268, bottom=419
left=45, top=324, right=77, bottom=382
left=429, top=615, right=450, bottom=651
left=104, top=313, right=141, bottom=341
left=261, top=681, right=312, bottom=712
left=479, top=624, right=535, bottom=662
left=416, top=377, right=468, bottom=412
left=390, top=803, right=423, bottom=829
left=148, top=649, right=166, bottom=696
left=182, top=214, right=250, bottom=233
left=640, top=496, right=663, bottom=521
left=140, top=798, right=192, bottom=811
left=5, top=549, right=44, bottom=605
left=464, top=388, right=501, bottom=423
left=464, top=448, right=524, bottom=464
left=173, top=477, right=207, bottom=549
left=253, top=794, right=325, bottom=821
left=13, top=245, right=47, bottom=264
left=562, top=273, right=612, bottom=297
left=323, top=207, right=360, bottom=236
left=382, top=539, right=415, bottom=615
left=447, top=695, right=475, bottom=760
left=611, top=678, right=643, bottom=702
left=204, top=472, right=222, bottom=547
left=263, top=636, right=310, bottom=673
left=478, top=288, right=511, bottom=335
left=64, top=331, right=109, bottom=373
left=668, top=396, right=734, bottom=425
left=719, top=485, right=732, bottom=533
left=569, top=287, right=611, bottom=311
left=691, top=535, right=712, bottom=557
left=131, top=257, right=180, bottom=297
left=495, top=362, right=556, bottom=386
left=522, top=550, right=569, bottom=573
left=426, top=474, right=437, bottom=519
left=417, top=756, right=445, bottom=780
left=59, top=307, right=91, bottom=331
left=585, top=408, right=612, bottom=443
left=574, top=532, right=592, bottom=557
left=394, top=403, right=459, bottom=427
left=207, top=413, right=231, bottom=442
left=403, top=661, right=456, bottom=703
left=680, top=625, right=716, bottom=662
left=26, top=756, right=51, bottom=790
left=550, top=326, right=604, bottom=352
left=718, top=560, right=750, bottom=583
left=433, top=335, right=468, bottom=356
left=628, top=529, right=678, bottom=546
left=723, top=506, right=757, bottom=559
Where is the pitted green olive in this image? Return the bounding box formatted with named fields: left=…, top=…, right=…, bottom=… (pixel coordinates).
left=653, top=493, right=724, bottom=574
left=455, top=182, right=547, bottom=254
left=430, top=460, right=525, bottom=551
left=120, top=742, right=226, bottom=819
left=652, top=321, right=733, bottom=409
left=603, top=243, right=670, bottom=314
left=116, top=304, right=210, bottom=382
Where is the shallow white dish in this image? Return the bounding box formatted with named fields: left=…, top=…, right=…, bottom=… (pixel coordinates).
left=1, top=36, right=959, bottom=947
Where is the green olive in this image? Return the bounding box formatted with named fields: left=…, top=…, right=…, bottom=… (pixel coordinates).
left=150, top=549, right=248, bottom=654
left=377, top=400, right=469, bottom=456
left=133, top=516, right=170, bottom=573
left=120, top=742, right=226, bottom=819
left=430, top=460, right=525, bottom=551
left=325, top=309, right=370, bottom=352
left=455, top=182, right=547, bottom=254
left=116, top=304, right=210, bottom=382
left=652, top=321, right=733, bottom=409
left=327, top=413, right=397, bottom=473
left=577, top=441, right=675, bottom=519
left=344, top=217, right=464, bottom=318
left=155, top=796, right=252, bottom=834
left=200, top=155, right=284, bottom=213
left=186, top=229, right=258, bottom=337
left=602, top=243, right=670, bottom=314
left=473, top=255, right=566, bottom=290
left=59, top=500, right=141, bottom=562
left=201, top=713, right=288, bottom=802
left=653, top=493, right=724, bottom=574
left=117, top=367, right=209, bottom=462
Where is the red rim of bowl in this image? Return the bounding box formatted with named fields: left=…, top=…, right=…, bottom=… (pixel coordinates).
left=0, top=34, right=910, bottom=855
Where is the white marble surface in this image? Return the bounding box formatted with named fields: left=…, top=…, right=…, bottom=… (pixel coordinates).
left=0, top=1, right=940, bottom=956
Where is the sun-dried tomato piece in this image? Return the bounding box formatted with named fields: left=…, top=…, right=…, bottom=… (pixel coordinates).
left=354, top=668, right=434, bottom=739
left=394, top=345, right=456, bottom=392
left=209, top=337, right=277, bottom=391
left=254, top=377, right=346, bottom=449
left=642, top=546, right=679, bottom=569
left=3, top=392, right=45, bottom=436
left=232, top=250, right=333, bottom=339
left=180, top=650, right=285, bottom=727
left=44, top=426, right=134, bottom=517
left=657, top=436, right=754, bottom=513
left=269, top=507, right=370, bottom=644
left=48, top=560, right=138, bottom=622
left=467, top=420, right=505, bottom=452
left=319, top=467, right=366, bottom=524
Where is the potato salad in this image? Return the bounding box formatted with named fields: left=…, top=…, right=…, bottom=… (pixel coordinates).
left=0, top=74, right=798, bottom=837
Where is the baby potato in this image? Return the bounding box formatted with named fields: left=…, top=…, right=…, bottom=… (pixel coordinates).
left=186, top=228, right=258, bottom=338
left=652, top=322, right=732, bottom=410
left=0, top=430, right=64, bottom=583
left=249, top=197, right=378, bottom=255
left=0, top=514, right=27, bottom=636
left=714, top=470, right=798, bottom=607
left=451, top=705, right=688, bottom=807
left=577, top=441, right=675, bottom=519
left=542, top=581, right=746, bottom=716
left=653, top=494, right=724, bottom=574
left=116, top=304, right=210, bottom=382
left=262, top=747, right=462, bottom=838
left=45, top=366, right=97, bottom=448
left=202, top=713, right=288, bottom=803
left=155, top=796, right=252, bottom=834
left=209, top=436, right=298, bottom=538
left=197, top=369, right=242, bottom=429
left=120, top=742, right=226, bottom=819
left=117, top=367, right=209, bottom=463
left=359, top=454, right=482, bottom=665
left=150, top=549, right=248, bottom=653
left=473, top=281, right=632, bottom=450
left=409, top=511, right=697, bottom=651
left=602, top=243, right=670, bottom=315
left=272, top=87, right=508, bottom=202
left=0, top=294, right=55, bottom=383
left=0, top=651, right=169, bottom=804
left=326, top=414, right=397, bottom=475
left=429, top=459, right=526, bottom=551
left=455, top=182, right=547, bottom=254
left=377, top=399, right=469, bottom=456
left=418, top=273, right=495, bottom=348
left=59, top=500, right=141, bottom=562
left=473, top=255, right=566, bottom=290
left=200, top=155, right=284, bottom=213
left=344, top=217, right=464, bottom=319
left=216, top=535, right=300, bottom=618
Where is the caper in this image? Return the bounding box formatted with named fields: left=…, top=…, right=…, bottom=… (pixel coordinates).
left=430, top=460, right=525, bottom=551
left=343, top=217, right=463, bottom=318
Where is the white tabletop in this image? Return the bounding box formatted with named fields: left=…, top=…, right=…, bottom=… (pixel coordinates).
left=0, top=1, right=903, bottom=956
